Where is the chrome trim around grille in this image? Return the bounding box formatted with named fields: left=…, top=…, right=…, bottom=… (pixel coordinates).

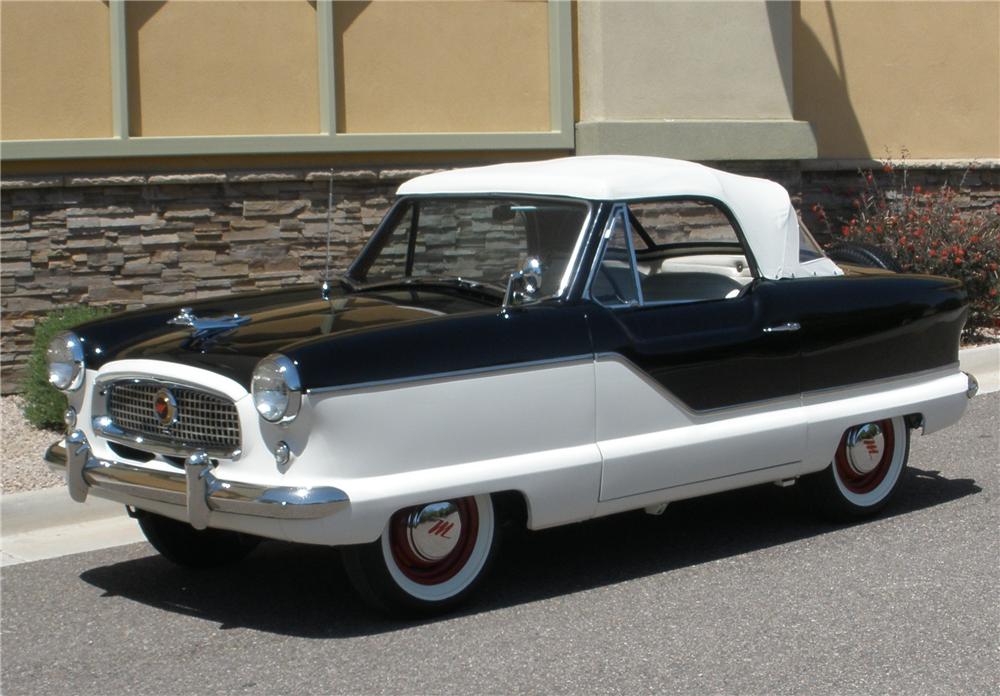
left=93, top=416, right=241, bottom=460
left=45, top=439, right=349, bottom=522
left=96, top=377, right=242, bottom=459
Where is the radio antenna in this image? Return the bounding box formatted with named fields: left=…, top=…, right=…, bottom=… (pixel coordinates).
left=321, top=169, right=333, bottom=300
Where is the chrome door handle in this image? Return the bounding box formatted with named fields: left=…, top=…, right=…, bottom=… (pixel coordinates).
left=763, top=322, right=801, bottom=334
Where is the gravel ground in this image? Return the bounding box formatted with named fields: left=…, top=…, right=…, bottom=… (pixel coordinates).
left=1, top=396, right=63, bottom=494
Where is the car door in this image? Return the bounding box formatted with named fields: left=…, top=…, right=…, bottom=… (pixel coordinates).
left=586, top=202, right=807, bottom=501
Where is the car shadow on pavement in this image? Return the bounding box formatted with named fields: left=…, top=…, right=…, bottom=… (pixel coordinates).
left=78, top=465, right=980, bottom=638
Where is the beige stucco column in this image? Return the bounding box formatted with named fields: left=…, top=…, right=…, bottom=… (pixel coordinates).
left=576, top=0, right=816, bottom=160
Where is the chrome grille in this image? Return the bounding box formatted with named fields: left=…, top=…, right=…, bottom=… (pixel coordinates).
left=106, top=381, right=240, bottom=453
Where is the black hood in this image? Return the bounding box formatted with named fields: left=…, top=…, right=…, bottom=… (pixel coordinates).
left=75, top=283, right=498, bottom=387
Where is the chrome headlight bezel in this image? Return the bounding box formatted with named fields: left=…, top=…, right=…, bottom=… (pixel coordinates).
left=46, top=331, right=86, bottom=392
left=252, top=353, right=302, bottom=423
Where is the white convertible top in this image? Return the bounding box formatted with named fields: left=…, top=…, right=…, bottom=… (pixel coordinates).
left=398, top=156, right=842, bottom=279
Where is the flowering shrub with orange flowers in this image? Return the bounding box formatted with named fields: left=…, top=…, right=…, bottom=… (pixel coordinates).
left=814, top=163, right=1000, bottom=342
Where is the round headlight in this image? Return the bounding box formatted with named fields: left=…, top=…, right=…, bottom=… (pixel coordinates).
left=252, top=354, right=302, bottom=423
left=47, top=331, right=85, bottom=392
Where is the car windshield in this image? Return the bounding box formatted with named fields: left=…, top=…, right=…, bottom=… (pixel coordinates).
left=354, top=197, right=591, bottom=297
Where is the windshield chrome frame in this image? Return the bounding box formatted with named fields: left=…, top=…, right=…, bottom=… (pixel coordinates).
left=347, top=194, right=594, bottom=301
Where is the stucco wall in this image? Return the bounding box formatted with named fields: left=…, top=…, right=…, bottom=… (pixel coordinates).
left=0, top=0, right=112, bottom=140
left=795, top=0, right=1000, bottom=159
left=127, top=1, right=319, bottom=136
left=336, top=0, right=550, bottom=133
left=577, top=0, right=795, bottom=121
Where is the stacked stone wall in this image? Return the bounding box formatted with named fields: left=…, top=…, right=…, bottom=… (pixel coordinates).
left=2, top=162, right=996, bottom=393
left=0, top=168, right=437, bottom=392
left=798, top=164, right=999, bottom=244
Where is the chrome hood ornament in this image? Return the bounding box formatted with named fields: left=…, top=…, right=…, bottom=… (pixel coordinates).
left=168, top=307, right=251, bottom=338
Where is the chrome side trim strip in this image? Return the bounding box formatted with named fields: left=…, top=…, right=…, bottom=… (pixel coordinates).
left=306, top=354, right=595, bottom=395
left=763, top=321, right=801, bottom=333
left=799, top=362, right=962, bottom=400
left=595, top=352, right=964, bottom=416
left=45, top=440, right=349, bottom=521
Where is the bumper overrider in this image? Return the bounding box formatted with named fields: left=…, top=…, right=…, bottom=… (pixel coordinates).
left=45, top=430, right=349, bottom=529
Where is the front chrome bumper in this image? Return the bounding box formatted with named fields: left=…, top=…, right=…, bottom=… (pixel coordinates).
left=45, top=430, right=349, bottom=529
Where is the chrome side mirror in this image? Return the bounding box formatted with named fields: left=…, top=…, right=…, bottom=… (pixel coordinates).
left=502, top=257, right=543, bottom=311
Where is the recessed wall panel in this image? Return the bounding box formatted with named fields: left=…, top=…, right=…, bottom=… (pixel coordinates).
left=336, top=0, right=550, bottom=133
left=0, top=0, right=112, bottom=140
left=128, top=1, right=319, bottom=136
left=795, top=1, right=1000, bottom=158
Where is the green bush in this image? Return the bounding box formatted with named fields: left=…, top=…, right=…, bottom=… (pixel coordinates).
left=21, top=305, right=112, bottom=430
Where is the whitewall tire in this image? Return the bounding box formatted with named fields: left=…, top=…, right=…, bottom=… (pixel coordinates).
left=341, top=494, right=498, bottom=616
left=802, top=416, right=910, bottom=520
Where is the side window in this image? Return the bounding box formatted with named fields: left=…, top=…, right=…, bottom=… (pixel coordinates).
left=629, top=200, right=742, bottom=246
left=627, top=199, right=751, bottom=304
left=591, top=209, right=640, bottom=307
left=798, top=217, right=826, bottom=262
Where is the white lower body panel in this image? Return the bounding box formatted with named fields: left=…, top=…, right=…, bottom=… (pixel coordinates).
left=66, top=358, right=969, bottom=548
left=590, top=360, right=969, bottom=517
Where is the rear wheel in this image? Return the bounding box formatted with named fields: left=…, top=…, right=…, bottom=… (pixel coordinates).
left=801, top=416, right=910, bottom=520
left=341, top=494, right=498, bottom=617
left=135, top=510, right=260, bottom=568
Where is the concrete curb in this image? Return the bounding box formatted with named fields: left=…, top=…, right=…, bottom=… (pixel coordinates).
left=1, top=487, right=144, bottom=567
left=959, top=343, right=1000, bottom=396
left=1, top=343, right=997, bottom=567
left=2, top=486, right=125, bottom=536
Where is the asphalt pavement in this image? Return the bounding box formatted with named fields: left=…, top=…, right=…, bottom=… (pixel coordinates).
left=1, top=393, right=996, bottom=695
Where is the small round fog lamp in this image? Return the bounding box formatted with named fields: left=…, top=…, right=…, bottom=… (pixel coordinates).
left=274, top=441, right=291, bottom=467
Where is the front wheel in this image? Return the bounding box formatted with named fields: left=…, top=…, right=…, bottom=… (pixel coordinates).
left=801, top=416, right=910, bottom=520
left=341, top=494, right=498, bottom=617
left=135, top=510, right=260, bottom=568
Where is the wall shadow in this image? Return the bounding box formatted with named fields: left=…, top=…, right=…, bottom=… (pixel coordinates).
left=124, top=0, right=166, bottom=137
left=791, top=0, right=868, bottom=157
left=332, top=1, right=370, bottom=134
left=79, top=465, right=980, bottom=639
left=764, top=0, right=795, bottom=118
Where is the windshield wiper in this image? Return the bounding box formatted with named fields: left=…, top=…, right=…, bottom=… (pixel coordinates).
left=359, top=276, right=505, bottom=297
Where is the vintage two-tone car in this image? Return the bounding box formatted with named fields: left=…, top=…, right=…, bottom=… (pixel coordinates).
left=45, top=156, right=976, bottom=616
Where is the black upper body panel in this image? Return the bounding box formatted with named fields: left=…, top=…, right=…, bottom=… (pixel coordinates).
left=586, top=270, right=965, bottom=410
left=72, top=281, right=594, bottom=391
left=286, top=301, right=593, bottom=392
left=72, top=206, right=966, bottom=403
left=790, top=268, right=966, bottom=392
left=73, top=283, right=504, bottom=388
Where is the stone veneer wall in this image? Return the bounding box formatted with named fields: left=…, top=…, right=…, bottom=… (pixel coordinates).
left=798, top=164, right=999, bottom=244
left=0, top=167, right=439, bottom=393
left=2, top=162, right=996, bottom=393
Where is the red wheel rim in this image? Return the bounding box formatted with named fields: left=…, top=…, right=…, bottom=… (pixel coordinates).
left=835, top=419, right=895, bottom=494
left=387, top=497, right=479, bottom=585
